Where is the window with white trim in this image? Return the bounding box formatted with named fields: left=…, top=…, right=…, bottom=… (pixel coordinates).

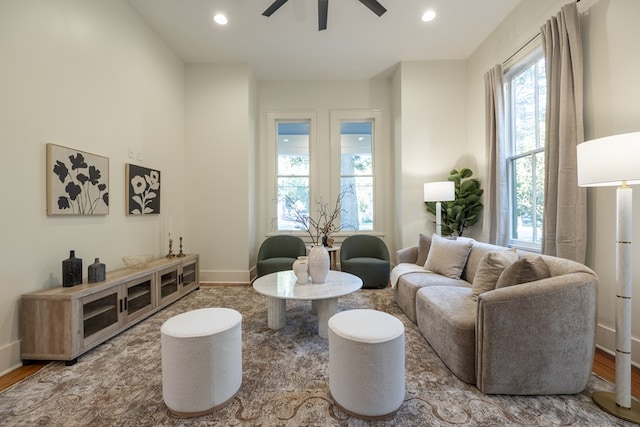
left=505, top=49, right=546, bottom=250
left=267, top=110, right=382, bottom=236
left=276, top=121, right=310, bottom=231
left=339, top=121, right=373, bottom=231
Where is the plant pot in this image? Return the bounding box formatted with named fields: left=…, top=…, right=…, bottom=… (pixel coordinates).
left=308, top=245, right=330, bottom=284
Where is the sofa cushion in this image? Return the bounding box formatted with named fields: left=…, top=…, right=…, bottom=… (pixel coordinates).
left=462, top=241, right=512, bottom=283
left=471, top=249, right=519, bottom=300
left=416, top=233, right=432, bottom=267
left=416, top=286, right=477, bottom=384
left=424, top=234, right=474, bottom=279
left=393, top=272, right=469, bottom=323
left=495, top=256, right=551, bottom=289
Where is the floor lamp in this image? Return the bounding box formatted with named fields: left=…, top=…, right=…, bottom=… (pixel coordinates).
left=424, top=181, right=455, bottom=236
left=577, top=131, right=640, bottom=424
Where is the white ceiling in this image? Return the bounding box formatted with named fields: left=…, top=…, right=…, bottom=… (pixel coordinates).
left=127, top=0, right=522, bottom=80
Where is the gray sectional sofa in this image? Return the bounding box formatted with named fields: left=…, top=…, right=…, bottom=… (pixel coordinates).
left=391, top=233, right=598, bottom=395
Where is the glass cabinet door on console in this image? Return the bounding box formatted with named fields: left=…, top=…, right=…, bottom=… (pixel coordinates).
left=158, top=265, right=180, bottom=306
left=81, top=273, right=157, bottom=349
left=81, top=287, right=121, bottom=349
left=124, top=273, right=156, bottom=323
left=180, top=259, right=199, bottom=294
left=158, top=258, right=199, bottom=305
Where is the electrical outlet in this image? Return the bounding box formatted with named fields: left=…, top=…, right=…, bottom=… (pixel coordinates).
left=128, top=147, right=135, bottom=159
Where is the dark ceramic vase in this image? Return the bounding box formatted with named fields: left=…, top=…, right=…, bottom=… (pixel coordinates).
left=62, top=250, right=83, bottom=287
left=88, top=258, right=106, bottom=283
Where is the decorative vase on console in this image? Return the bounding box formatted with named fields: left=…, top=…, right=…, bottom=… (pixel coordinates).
left=62, top=250, right=82, bottom=287
left=292, top=256, right=309, bottom=284
left=88, top=258, right=106, bottom=283
left=308, top=245, right=330, bottom=284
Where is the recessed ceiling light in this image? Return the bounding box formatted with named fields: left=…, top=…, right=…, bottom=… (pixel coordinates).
left=213, top=14, right=228, bottom=25
left=421, top=10, right=436, bottom=22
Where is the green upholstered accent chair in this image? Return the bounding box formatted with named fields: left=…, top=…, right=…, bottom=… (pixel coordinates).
left=340, top=235, right=390, bottom=289
left=256, top=235, right=307, bottom=278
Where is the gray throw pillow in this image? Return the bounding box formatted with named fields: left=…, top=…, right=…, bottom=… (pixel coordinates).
left=495, top=256, right=551, bottom=289
left=424, top=234, right=474, bottom=279
left=471, top=249, right=519, bottom=300
left=416, top=233, right=432, bottom=267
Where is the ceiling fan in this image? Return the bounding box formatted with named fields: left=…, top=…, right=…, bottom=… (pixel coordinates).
left=262, top=0, right=387, bottom=31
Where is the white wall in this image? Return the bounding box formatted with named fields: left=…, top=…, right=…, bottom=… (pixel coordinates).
left=393, top=61, right=470, bottom=249
left=391, top=66, right=403, bottom=252
left=582, top=0, right=640, bottom=365
left=185, top=64, right=254, bottom=283
left=467, top=0, right=640, bottom=365
left=0, top=0, right=185, bottom=375
left=256, top=79, right=394, bottom=256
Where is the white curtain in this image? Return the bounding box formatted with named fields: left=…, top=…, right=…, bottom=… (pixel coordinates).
left=540, top=2, right=586, bottom=263
left=483, top=65, right=508, bottom=246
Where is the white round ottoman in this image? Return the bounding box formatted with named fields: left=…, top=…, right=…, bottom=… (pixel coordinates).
left=328, top=309, right=405, bottom=419
left=161, top=307, right=242, bottom=417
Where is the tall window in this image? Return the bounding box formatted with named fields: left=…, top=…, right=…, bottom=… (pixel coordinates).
left=276, top=121, right=310, bottom=231
left=340, top=121, right=373, bottom=231
left=505, top=51, right=546, bottom=250
left=267, top=110, right=382, bottom=237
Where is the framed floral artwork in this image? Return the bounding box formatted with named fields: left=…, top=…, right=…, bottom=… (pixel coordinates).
left=46, top=143, right=110, bottom=215
left=125, top=164, right=161, bottom=215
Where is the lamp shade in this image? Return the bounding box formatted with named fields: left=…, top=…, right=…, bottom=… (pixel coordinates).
left=577, top=132, right=640, bottom=187
left=424, top=181, right=455, bottom=202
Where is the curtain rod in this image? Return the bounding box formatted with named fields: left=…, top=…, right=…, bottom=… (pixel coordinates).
left=502, top=0, right=580, bottom=67
left=502, top=33, right=540, bottom=66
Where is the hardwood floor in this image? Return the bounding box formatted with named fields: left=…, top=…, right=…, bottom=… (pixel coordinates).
left=0, top=362, right=47, bottom=392
left=1, top=349, right=638, bottom=399
left=592, top=349, right=640, bottom=400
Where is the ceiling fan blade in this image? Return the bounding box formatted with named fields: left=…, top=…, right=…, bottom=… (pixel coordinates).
left=318, top=0, right=328, bottom=30
left=262, top=0, right=289, bottom=17
left=358, top=0, right=386, bottom=17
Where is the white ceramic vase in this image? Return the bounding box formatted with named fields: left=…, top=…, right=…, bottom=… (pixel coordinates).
left=308, top=245, right=330, bottom=284
left=292, top=256, right=309, bottom=284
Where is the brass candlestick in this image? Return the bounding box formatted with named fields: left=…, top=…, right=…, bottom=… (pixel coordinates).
left=166, top=235, right=176, bottom=258
left=177, top=236, right=185, bottom=257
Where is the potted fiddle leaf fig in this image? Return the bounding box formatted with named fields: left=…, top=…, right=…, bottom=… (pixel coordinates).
left=425, top=167, right=483, bottom=237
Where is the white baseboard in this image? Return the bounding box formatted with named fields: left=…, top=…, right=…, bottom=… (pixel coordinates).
left=596, top=323, right=640, bottom=368
left=0, top=340, right=22, bottom=377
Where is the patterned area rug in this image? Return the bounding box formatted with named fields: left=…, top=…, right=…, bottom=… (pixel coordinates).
left=0, top=285, right=633, bottom=426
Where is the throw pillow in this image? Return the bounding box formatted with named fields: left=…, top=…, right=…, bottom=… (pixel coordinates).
left=416, top=233, right=431, bottom=267
left=495, top=256, right=551, bottom=289
left=471, top=249, right=519, bottom=300
left=424, top=234, right=474, bottom=279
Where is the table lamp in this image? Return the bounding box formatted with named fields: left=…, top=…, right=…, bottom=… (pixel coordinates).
left=424, top=181, right=455, bottom=235
left=577, top=131, right=640, bottom=424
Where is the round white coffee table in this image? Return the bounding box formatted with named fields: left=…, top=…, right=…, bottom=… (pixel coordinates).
left=252, top=270, right=362, bottom=338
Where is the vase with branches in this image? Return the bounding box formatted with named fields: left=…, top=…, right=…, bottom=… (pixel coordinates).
left=282, top=190, right=351, bottom=246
